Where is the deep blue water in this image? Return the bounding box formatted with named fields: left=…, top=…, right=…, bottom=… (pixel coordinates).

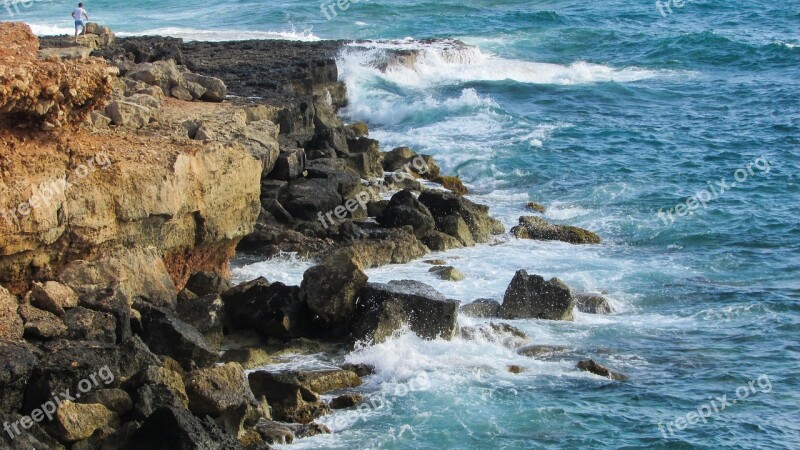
left=9, top=1, right=800, bottom=448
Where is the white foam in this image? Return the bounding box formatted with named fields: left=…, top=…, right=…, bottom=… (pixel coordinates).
left=117, top=26, right=320, bottom=42
left=230, top=253, right=312, bottom=285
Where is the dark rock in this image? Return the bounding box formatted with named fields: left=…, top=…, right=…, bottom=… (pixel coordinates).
left=186, top=362, right=264, bottom=437
left=176, top=294, right=225, bottom=349
left=508, top=365, right=525, bottom=374
left=221, top=346, right=271, bottom=370
left=0, top=411, right=65, bottom=449
left=432, top=175, right=468, bottom=195
left=418, top=190, right=504, bottom=244
left=377, top=190, right=436, bottom=239
left=222, top=278, right=311, bottom=340
left=305, top=158, right=361, bottom=196
left=422, top=230, right=464, bottom=251
left=517, top=344, right=570, bottom=358
left=526, top=202, right=546, bottom=213
left=77, top=286, right=133, bottom=343
left=248, top=371, right=332, bottom=424
left=344, top=149, right=383, bottom=179
left=459, top=298, right=501, bottom=318
left=330, top=393, right=364, bottom=409
left=0, top=340, right=40, bottom=413
left=131, top=383, right=189, bottom=420
left=253, top=418, right=294, bottom=445
left=279, top=177, right=342, bottom=221
left=367, top=200, right=388, bottom=218
left=499, top=270, right=576, bottom=321
left=460, top=322, right=529, bottom=349
left=18, top=303, right=67, bottom=340
left=63, top=306, right=117, bottom=343
left=262, top=200, right=293, bottom=225
left=29, top=281, right=78, bottom=316
left=353, top=280, right=459, bottom=343
left=301, top=253, right=368, bottom=335
left=510, top=216, right=601, bottom=244
left=127, top=407, right=241, bottom=450
left=268, top=147, right=306, bottom=181
left=575, top=293, right=615, bottom=314
left=341, top=363, right=376, bottom=377
left=185, top=271, right=232, bottom=297
left=577, top=359, right=628, bottom=381
left=133, top=301, right=218, bottom=369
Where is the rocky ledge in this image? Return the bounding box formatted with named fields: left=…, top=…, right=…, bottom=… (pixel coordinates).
left=0, top=23, right=614, bottom=449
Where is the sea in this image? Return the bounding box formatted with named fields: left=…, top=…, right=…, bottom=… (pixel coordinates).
left=9, top=0, right=799, bottom=448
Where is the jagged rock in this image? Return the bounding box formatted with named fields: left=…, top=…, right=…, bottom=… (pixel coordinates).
left=353, top=280, right=459, bottom=343
left=428, top=265, right=465, bottom=281
left=185, top=271, right=231, bottom=297
left=508, top=365, right=525, bottom=374
left=421, top=230, right=465, bottom=251
left=222, top=278, right=311, bottom=340
left=87, top=110, right=111, bottom=129
left=526, top=202, right=546, bottom=213
left=18, top=303, right=68, bottom=340
left=301, top=253, right=368, bottom=335
left=330, top=393, right=364, bottom=409
left=76, top=388, right=133, bottom=416
left=0, top=23, right=112, bottom=128
left=423, top=259, right=448, bottom=265
left=133, top=301, right=218, bottom=369
left=460, top=322, right=528, bottom=349
left=186, top=362, right=264, bottom=437
left=269, top=147, right=307, bottom=181
left=377, top=190, right=436, bottom=239
left=176, top=294, right=225, bottom=349
left=76, top=286, right=133, bottom=343
left=170, top=85, right=193, bottom=101
left=22, top=337, right=159, bottom=413
left=50, top=401, right=119, bottom=443
left=253, top=418, right=295, bottom=445
left=433, top=214, right=475, bottom=247
left=127, top=407, right=241, bottom=450
left=0, top=285, right=23, bottom=340
left=419, top=190, right=504, bottom=244
left=126, top=93, right=162, bottom=109
left=382, top=172, right=425, bottom=191
left=331, top=228, right=428, bottom=269
left=347, top=122, right=369, bottom=137
left=63, top=306, right=117, bottom=343
left=341, top=363, right=376, bottom=377
left=459, top=298, right=501, bottom=318
left=0, top=340, right=39, bottom=413
left=433, top=175, right=468, bottom=195
left=30, top=281, right=78, bottom=316
left=248, top=371, right=332, bottom=424
left=517, top=344, right=570, bottom=358
left=382, top=147, right=439, bottom=179
left=124, top=364, right=188, bottom=403
left=279, top=177, right=342, bottom=221
left=131, top=383, right=189, bottom=420
left=577, top=359, right=628, bottom=381
left=183, top=72, right=227, bottom=102
left=510, top=216, right=601, bottom=244
left=575, top=293, right=615, bottom=314
left=344, top=148, right=384, bottom=178
left=0, top=411, right=65, bottom=449
left=105, top=100, right=152, bottom=128
left=499, top=270, right=576, bottom=321
left=126, top=59, right=186, bottom=97
left=60, top=247, right=178, bottom=309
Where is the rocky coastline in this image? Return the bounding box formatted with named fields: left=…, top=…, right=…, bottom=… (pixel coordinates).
left=0, top=22, right=618, bottom=449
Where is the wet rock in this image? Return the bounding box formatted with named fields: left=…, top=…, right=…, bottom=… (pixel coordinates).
left=526, top=202, right=546, bottom=213
left=253, top=418, right=295, bottom=445
left=341, top=363, right=376, bottom=377
left=127, top=406, right=241, bottom=450
left=76, top=388, right=133, bottom=416
left=186, top=362, right=264, bottom=436
left=377, top=190, right=436, bottom=239
left=510, top=216, right=601, bottom=244
left=575, top=293, right=615, bottom=314
left=19, top=303, right=68, bottom=340
left=422, top=230, right=465, bottom=251
left=347, top=122, right=369, bottom=137
left=51, top=401, right=119, bottom=443
left=432, top=175, right=468, bottom=195
left=459, top=298, right=501, bottom=318
left=248, top=371, right=333, bottom=424
left=222, top=278, right=311, bottom=340
left=353, top=280, right=459, bottom=343
left=461, top=322, right=529, bottom=349
left=423, top=259, right=448, bottom=265
left=507, top=365, right=525, bottom=374
left=499, top=270, right=576, bottom=321
left=221, top=347, right=271, bottom=370
left=133, top=301, right=218, bottom=369
left=176, top=294, right=225, bottom=349
left=63, top=306, right=117, bottom=343
left=577, top=359, right=628, bottom=381
left=301, top=253, right=368, bottom=334
left=419, top=190, right=504, bottom=244
left=517, top=344, right=570, bottom=358
left=367, top=199, right=389, bottom=218
left=428, top=265, right=465, bottom=281
left=29, top=281, right=78, bottom=316
left=288, top=421, right=331, bottom=439
left=185, top=271, right=232, bottom=297
left=0, top=285, right=23, bottom=340
left=0, top=340, right=39, bottom=413
left=330, top=393, right=364, bottom=409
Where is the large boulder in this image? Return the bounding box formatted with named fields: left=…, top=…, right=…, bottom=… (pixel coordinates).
left=268, top=146, right=307, bottom=181
left=29, top=281, right=78, bottom=316
left=222, top=278, right=311, bottom=340
left=301, top=253, right=368, bottom=334
left=50, top=401, right=119, bottom=443
left=126, top=59, right=185, bottom=97
left=510, top=216, right=601, bottom=244
left=0, top=285, right=23, bottom=340
left=278, top=177, right=342, bottom=221
left=577, top=359, right=628, bottom=381
left=105, top=100, right=152, bottom=128
left=185, top=271, right=231, bottom=297
left=183, top=72, right=227, bottom=102
left=418, top=190, right=504, bottom=244
left=63, top=306, right=117, bottom=343
left=18, top=304, right=68, bottom=340
left=459, top=298, right=501, bottom=318
left=133, top=301, right=218, bottom=369
left=0, top=340, right=40, bottom=413
left=575, top=292, right=615, bottom=314
left=377, top=190, right=436, bottom=239
left=353, top=280, right=459, bottom=343
left=499, top=270, right=575, bottom=321
left=176, top=294, right=225, bottom=349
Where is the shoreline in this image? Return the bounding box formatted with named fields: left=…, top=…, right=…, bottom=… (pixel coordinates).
left=1, top=22, right=614, bottom=449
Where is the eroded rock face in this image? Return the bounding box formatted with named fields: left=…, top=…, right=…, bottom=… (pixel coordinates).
left=499, top=270, right=576, bottom=321
left=418, top=190, right=504, bottom=244
left=353, top=280, right=459, bottom=343
left=301, top=252, right=368, bottom=335
left=0, top=285, right=23, bottom=340
left=0, top=23, right=112, bottom=129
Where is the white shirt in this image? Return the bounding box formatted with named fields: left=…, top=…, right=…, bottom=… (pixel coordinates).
left=72, top=8, right=87, bottom=21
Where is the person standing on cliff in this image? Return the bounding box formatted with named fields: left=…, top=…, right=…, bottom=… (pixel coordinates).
left=72, top=3, right=89, bottom=42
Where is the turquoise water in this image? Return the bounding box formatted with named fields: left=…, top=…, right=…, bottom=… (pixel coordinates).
left=11, top=1, right=800, bottom=448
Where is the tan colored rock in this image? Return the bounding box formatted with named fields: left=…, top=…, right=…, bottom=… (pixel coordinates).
left=428, top=265, right=465, bottom=281
left=52, top=401, right=119, bottom=442
left=105, top=100, right=152, bottom=128
left=185, top=362, right=254, bottom=417
left=30, top=280, right=78, bottom=315
left=0, top=285, right=23, bottom=339
left=38, top=46, right=92, bottom=61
